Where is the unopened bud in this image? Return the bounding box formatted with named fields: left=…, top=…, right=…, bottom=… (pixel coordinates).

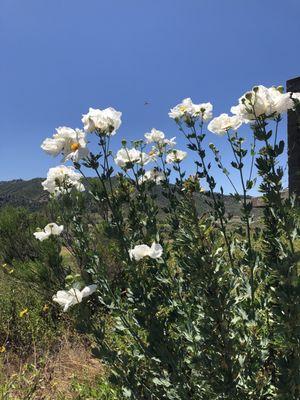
left=245, top=92, right=253, bottom=101
left=277, top=85, right=284, bottom=93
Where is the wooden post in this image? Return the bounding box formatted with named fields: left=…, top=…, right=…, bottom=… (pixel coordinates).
left=287, top=77, right=300, bottom=197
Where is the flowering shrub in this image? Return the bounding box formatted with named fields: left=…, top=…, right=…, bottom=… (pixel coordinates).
left=0, top=206, right=65, bottom=292
left=39, top=85, right=300, bottom=399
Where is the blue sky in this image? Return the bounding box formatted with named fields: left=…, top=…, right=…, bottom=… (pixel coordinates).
left=1, top=0, right=299, bottom=193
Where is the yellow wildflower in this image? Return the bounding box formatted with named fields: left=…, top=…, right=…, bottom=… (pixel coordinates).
left=43, top=304, right=49, bottom=312
left=19, top=308, right=29, bottom=318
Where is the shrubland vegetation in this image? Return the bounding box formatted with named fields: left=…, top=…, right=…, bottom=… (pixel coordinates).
left=1, top=85, right=300, bottom=399
left=0, top=205, right=121, bottom=399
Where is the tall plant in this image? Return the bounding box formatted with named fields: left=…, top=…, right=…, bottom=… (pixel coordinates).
left=37, top=85, right=300, bottom=399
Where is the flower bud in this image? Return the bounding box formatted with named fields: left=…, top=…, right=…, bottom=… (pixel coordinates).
left=245, top=92, right=253, bottom=101
left=277, top=85, right=284, bottom=93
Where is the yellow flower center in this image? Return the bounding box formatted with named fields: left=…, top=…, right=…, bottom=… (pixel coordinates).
left=179, top=106, right=187, bottom=112
left=71, top=143, right=80, bottom=152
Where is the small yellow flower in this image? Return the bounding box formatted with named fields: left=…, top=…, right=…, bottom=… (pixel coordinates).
left=43, top=304, right=49, bottom=313
left=19, top=308, right=29, bottom=318
left=1, top=264, right=14, bottom=273
left=0, top=346, right=6, bottom=353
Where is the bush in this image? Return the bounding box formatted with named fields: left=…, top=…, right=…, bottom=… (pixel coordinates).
left=37, top=85, right=300, bottom=399
left=0, top=206, right=68, bottom=361
left=0, top=206, right=68, bottom=293
left=0, top=206, right=41, bottom=264
left=0, top=266, right=64, bottom=356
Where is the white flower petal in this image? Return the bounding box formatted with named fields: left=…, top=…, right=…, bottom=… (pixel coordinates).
left=81, top=284, right=98, bottom=298
left=33, top=231, right=50, bottom=241
left=149, top=242, right=163, bottom=259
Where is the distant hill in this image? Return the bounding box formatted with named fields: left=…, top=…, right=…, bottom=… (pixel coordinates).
left=0, top=177, right=254, bottom=216
left=0, top=178, right=47, bottom=210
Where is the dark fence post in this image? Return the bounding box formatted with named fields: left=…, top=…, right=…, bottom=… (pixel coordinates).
left=287, top=77, right=300, bottom=198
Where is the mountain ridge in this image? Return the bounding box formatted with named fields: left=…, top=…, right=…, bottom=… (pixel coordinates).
left=0, top=177, right=254, bottom=215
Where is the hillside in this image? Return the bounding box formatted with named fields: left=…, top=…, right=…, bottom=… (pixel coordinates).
left=0, top=178, right=47, bottom=210
left=0, top=177, right=249, bottom=215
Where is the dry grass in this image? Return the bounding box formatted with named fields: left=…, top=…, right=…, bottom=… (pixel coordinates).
left=0, top=332, right=104, bottom=399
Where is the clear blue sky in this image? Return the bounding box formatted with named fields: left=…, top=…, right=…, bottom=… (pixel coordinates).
left=1, top=0, right=299, bottom=193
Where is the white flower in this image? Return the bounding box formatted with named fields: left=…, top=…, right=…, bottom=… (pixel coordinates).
left=53, top=288, right=82, bottom=312
left=144, top=129, right=176, bottom=154
left=129, top=242, right=163, bottom=261
left=148, top=146, right=159, bottom=160
left=145, top=128, right=165, bottom=143
left=41, top=127, right=89, bottom=162
left=268, top=87, right=293, bottom=114
left=192, top=102, right=213, bottom=121
left=147, top=138, right=177, bottom=163
left=166, top=149, right=187, bottom=164
left=231, top=85, right=294, bottom=122
left=53, top=284, right=97, bottom=312
left=169, top=98, right=213, bottom=121
left=138, top=169, right=165, bottom=184
left=82, top=107, right=122, bottom=135
left=208, top=113, right=243, bottom=135
left=114, top=148, right=151, bottom=168
left=291, top=92, right=300, bottom=103
left=114, top=148, right=141, bottom=167
left=169, top=98, right=194, bottom=119
left=163, top=137, right=176, bottom=147
left=42, top=165, right=85, bottom=197
left=33, top=223, right=64, bottom=241
left=129, top=244, right=150, bottom=261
